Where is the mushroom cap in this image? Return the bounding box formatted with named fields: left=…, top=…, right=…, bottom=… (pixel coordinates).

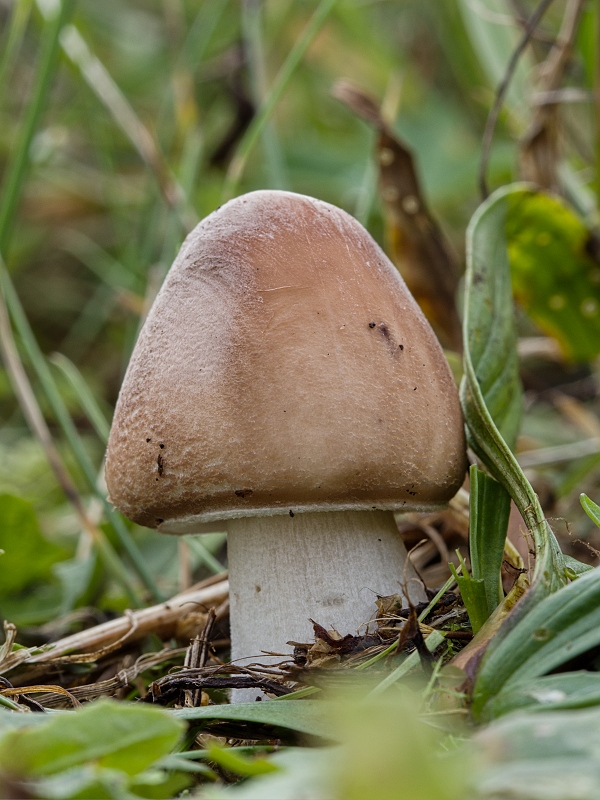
left=105, top=191, right=466, bottom=532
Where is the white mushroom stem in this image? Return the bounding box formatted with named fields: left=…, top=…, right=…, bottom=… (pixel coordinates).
left=227, top=509, right=426, bottom=702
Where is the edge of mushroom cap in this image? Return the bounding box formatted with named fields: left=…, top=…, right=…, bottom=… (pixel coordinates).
left=156, top=499, right=451, bottom=534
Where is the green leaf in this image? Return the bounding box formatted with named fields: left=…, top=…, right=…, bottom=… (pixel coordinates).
left=469, top=465, right=511, bottom=617
left=581, top=493, right=600, bottom=528
left=506, top=189, right=600, bottom=363
left=485, top=672, right=600, bottom=718
left=463, top=186, right=522, bottom=449
left=477, top=705, right=600, bottom=800
left=450, top=559, right=488, bottom=635
left=0, top=494, right=67, bottom=596
left=0, top=699, right=185, bottom=777
left=472, top=566, right=600, bottom=719
left=563, top=554, right=594, bottom=577
left=174, top=701, right=338, bottom=741
left=461, top=184, right=565, bottom=589
left=201, top=748, right=332, bottom=800
left=207, top=745, right=280, bottom=777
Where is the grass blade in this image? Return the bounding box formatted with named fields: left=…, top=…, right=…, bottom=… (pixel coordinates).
left=0, top=270, right=141, bottom=606
left=0, top=0, right=76, bottom=255
left=0, top=0, right=162, bottom=600
left=0, top=0, right=33, bottom=107
left=223, top=0, right=337, bottom=199
left=58, top=23, right=196, bottom=231
left=50, top=353, right=111, bottom=444
left=1, top=268, right=163, bottom=601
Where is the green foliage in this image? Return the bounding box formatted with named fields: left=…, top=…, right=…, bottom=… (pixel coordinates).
left=472, top=566, right=600, bottom=720
left=174, top=700, right=339, bottom=741
left=477, top=705, right=600, bottom=800
left=469, top=466, right=511, bottom=616
left=207, top=746, right=280, bottom=778
left=0, top=493, right=67, bottom=596
left=461, top=183, right=565, bottom=589
left=4, top=1, right=600, bottom=797
left=506, top=189, right=600, bottom=363
left=451, top=558, right=488, bottom=635
left=484, top=672, right=600, bottom=718
left=0, top=699, right=188, bottom=800
left=202, top=693, right=473, bottom=800
left=580, top=493, right=600, bottom=529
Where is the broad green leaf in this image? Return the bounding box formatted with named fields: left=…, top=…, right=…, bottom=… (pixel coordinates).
left=485, top=672, right=600, bottom=718
left=174, top=701, right=338, bottom=741
left=473, top=566, right=600, bottom=719
left=0, top=698, right=184, bottom=777
left=0, top=494, right=67, bottom=596
left=469, top=465, right=511, bottom=616
left=506, top=189, right=600, bottom=363
left=461, top=184, right=565, bottom=588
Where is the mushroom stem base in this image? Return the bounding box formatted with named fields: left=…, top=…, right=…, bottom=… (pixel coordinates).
left=226, top=509, right=426, bottom=702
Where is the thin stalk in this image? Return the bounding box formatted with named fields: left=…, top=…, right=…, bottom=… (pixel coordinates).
left=0, top=0, right=76, bottom=255
left=0, top=270, right=141, bottom=606
left=222, top=0, right=337, bottom=200
left=0, top=268, right=163, bottom=601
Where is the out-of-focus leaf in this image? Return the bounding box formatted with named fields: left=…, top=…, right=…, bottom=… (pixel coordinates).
left=506, top=189, right=600, bottom=362
left=53, top=554, right=98, bottom=615
left=457, top=0, right=533, bottom=122
left=208, top=745, right=280, bottom=777
left=175, top=701, right=337, bottom=741
left=477, top=705, right=600, bottom=800
left=0, top=494, right=67, bottom=596
left=0, top=698, right=184, bottom=777
left=485, top=671, right=600, bottom=718
left=472, top=566, right=600, bottom=719
left=333, top=81, right=462, bottom=351
left=201, top=748, right=332, bottom=800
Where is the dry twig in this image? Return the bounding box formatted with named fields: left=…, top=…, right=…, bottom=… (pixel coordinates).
left=0, top=576, right=228, bottom=677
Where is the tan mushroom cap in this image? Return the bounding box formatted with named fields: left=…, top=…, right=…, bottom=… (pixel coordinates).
left=105, top=190, right=467, bottom=532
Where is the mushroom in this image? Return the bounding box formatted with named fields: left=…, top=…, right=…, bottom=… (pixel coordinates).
left=105, top=190, right=466, bottom=700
